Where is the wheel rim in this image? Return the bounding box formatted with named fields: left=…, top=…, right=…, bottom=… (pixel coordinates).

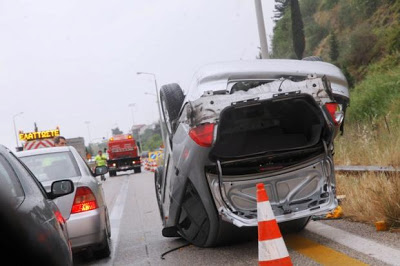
left=154, top=173, right=164, bottom=222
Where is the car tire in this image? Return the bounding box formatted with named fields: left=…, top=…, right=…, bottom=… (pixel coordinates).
left=160, top=83, right=185, bottom=135
left=134, top=167, right=141, bottom=174
left=302, top=56, right=323, bottom=61
left=278, top=216, right=311, bottom=234
left=154, top=166, right=164, bottom=223
left=93, top=228, right=111, bottom=259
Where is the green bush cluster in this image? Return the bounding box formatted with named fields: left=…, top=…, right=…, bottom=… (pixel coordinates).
left=346, top=64, right=400, bottom=123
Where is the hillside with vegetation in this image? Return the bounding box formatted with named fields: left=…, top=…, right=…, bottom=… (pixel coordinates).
left=272, top=0, right=400, bottom=125
left=272, top=0, right=400, bottom=228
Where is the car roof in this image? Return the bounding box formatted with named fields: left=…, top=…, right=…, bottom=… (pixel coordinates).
left=0, top=144, right=9, bottom=154
left=186, top=59, right=349, bottom=101
left=15, top=146, right=73, bottom=157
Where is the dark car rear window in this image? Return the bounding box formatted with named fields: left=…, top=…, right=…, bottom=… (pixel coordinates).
left=19, top=151, right=80, bottom=182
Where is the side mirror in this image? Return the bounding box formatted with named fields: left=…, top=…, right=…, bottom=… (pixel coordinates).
left=95, top=165, right=109, bottom=176
left=49, top=180, right=74, bottom=199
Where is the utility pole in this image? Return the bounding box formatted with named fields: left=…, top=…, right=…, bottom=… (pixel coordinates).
left=255, top=0, right=270, bottom=59
left=137, top=72, right=166, bottom=143
left=84, top=121, right=92, bottom=143
left=13, top=112, right=24, bottom=148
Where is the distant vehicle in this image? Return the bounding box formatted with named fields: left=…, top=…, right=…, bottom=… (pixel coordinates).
left=16, top=146, right=112, bottom=259
left=106, top=134, right=141, bottom=176
left=0, top=144, right=74, bottom=266
left=155, top=59, right=349, bottom=247
left=141, top=151, right=149, bottom=159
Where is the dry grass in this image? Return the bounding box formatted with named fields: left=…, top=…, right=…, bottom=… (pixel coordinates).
left=334, top=120, right=400, bottom=166
left=336, top=172, right=400, bottom=229
left=333, top=121, right=400, bottom=228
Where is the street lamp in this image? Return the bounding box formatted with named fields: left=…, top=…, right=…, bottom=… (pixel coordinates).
left=137, top=72, right=165, bottom=141
left=13, top=112, right=24, bottom=147
left=128, top=103, right=136, bottom=127
left=144, top=92, right=156, bottom=97
left=128, top=103, right=142, bottom=151
left=84, top=121, right=92, bottom=143
left=254, top=0, right=269, bottom=59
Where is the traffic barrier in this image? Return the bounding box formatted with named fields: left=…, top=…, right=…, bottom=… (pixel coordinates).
left=150, top=161, right=157, bottom=172
left=257, top=183, right=292, bottom=266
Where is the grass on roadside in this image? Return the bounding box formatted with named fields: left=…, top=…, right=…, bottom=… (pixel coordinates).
left=333, top=118, right=400, bottom=229
left=334, top=121, right=400, bottom=166
left=336, top=172, right=400, bottom=229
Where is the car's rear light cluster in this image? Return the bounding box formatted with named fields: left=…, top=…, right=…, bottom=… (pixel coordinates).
left=325, top=102, right=344, bottom=125
left=189, top=123, right=215, bottom=147
left=71, top=187, right=98, bottom=214
left=54, top=210, right=65, bottom=224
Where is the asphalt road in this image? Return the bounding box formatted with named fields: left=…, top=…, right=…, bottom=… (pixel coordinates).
left=74, top=170, right=400, bottom=266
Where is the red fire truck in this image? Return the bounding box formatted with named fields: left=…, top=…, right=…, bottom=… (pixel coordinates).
left=107, top=134, right=141, bottom=176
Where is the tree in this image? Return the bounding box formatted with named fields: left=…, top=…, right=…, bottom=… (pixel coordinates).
left=274, top=0, right=289, bottom=21
left=329, top=31, right=339, bottom=62
left=111, top=127, right=123, bottom=136
left=290, top=0, right=305, bottom=59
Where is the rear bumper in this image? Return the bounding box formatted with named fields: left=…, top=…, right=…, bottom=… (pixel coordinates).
left=206, top=154, right=337, bottom=227
left=67, top=207, right=107, bottom=251
left=108, top=157, right=141, bottom=172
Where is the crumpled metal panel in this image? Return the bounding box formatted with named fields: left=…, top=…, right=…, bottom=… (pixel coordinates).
left=183, top=76, right=334, bottom=127
left=186, top=59, right=349, bottom=101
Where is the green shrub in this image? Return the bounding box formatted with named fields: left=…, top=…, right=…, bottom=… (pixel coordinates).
left=342, top=23, right=377, bottom=66
left=347, top=65, right=400, bottom=123
left=337, top=0, right=357, bottom=29
left=319, top=0, right=339, bottom=11
left=304, top=19, right=328, bottom=54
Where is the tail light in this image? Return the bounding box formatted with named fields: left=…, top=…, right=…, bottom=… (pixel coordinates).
left=189, top=123, right=215, bottom=147
left=54, top=210, right=65, bottom=224
left=325, top=103, right=344, bottom=125
left=71, top=187, right=98, bottom=214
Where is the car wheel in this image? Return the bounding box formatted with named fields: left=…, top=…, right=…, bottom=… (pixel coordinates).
left=134, top=167, right=141, bottom=174
left=154, top=166, right=164, bottom=223
left=93, top=228, right=111, bottom=259
left=160, top=83, right=185, bottom=135
left=278, top=216, right=311, bottom=234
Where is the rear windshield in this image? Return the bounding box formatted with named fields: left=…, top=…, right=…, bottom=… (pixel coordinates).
left=19, top=151, right=80, bottom=182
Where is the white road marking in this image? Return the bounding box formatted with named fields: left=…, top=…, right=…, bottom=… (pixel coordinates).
left=307, top=221, right=400, bottom=265
left=106, top=175, right=130, bottom=265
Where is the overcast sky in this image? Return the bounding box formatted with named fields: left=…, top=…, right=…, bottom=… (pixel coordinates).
left=0, top=0, right=275, bottom=150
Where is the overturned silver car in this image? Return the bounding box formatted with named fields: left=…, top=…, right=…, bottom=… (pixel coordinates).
left=155, top=59, right=349, bottom=247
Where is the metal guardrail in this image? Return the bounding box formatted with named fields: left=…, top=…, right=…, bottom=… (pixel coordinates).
left=335, top=165, right=400, bottom=173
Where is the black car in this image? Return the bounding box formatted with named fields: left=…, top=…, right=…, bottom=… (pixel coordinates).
left=0, top=144, right=74, bottom=266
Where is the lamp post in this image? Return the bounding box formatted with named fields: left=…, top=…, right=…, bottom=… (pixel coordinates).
left=13, top=112, right=24, bottom=148
left=128, top=103, right=142, bottom=152
left=137, top=72, right=165, bottom=142
left=84, top=121, right=92, bottom=143
left=254, top=0, right=269, bottom=59
left=128, top=103, right=136, bottom=127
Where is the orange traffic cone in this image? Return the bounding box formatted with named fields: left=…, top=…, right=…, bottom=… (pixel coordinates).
left=257, top=183, right=292, bottom=266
